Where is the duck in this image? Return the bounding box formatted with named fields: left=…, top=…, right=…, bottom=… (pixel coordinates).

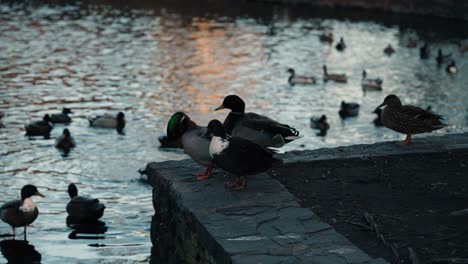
left=446, top=61, right=457, bottom=75
left=287, top=68, right=316, bottom=86
left=319, top=32, right=333, bottom=43
left=436, top=49, right=451, bottom=65
left=0, top=185, right=45, bottom=240
left=335, top=37, right=346, bottom=51
left=310, top=115, right=330, bottom=136
left=214, top=95, right=300, bottom=148
left=376, top=94, right=447, bottom=145
left=419, top=43, right=430, bottom=59
left=206, top=119, right=282, bottom=191
left=361, top=70, right=383, bottom=90
left=339, top=101, right=360, bottom=118
left=55, top=128, right=76, bottom=152
left=88, top=112, right=125, bottom=133
left=166, top=112, right=214, bottom=180
left=383, top=44, right=395, bottom=56
left=323, top=65, right=347, bottom=83
left=50, top=108, right=73, bottom=123
left=373, top=108, right=383, bottom=127
left=66, top=183, right=105, bottom=224
left=0, top=111, right=4, bottom=128
left=25, top=114, right=53, bottom=137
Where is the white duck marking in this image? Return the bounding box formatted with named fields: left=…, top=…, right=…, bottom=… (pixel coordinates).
left=209, top=136, right=230, bottom=158
left=19, top=198, right=36, bottom=212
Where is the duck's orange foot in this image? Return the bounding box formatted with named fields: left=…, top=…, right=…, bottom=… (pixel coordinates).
left=402, top=134, right=412, bottom=145
left=196, top=166, right=213, bottom=181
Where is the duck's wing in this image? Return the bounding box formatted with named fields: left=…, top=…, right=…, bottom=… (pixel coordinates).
left=0, top=200, right=20, bottom=211
left=241, top=113, right=300, bottom=139
left=399, top=105, right=446, bottom=131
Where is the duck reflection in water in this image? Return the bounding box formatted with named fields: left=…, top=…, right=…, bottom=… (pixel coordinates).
left=0, top=239, right=41, bottom=264
left=67, top=218, right=107, bottom=240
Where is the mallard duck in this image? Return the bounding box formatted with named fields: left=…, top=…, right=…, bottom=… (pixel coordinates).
left=384, top=44, right=395, bottom=56
left=25, top=114, right=53, bottom=137
left=287, top=68, right=316, bottom=86
left=319, top=32, right=333, bottom=43
left=66, top=183, right=105, bottom=224
left=419, top=43, right=430, bottom=59
left=166, top=112, right=214, bottom=180
left=446, top=61, right=457, bottom=75
left=361, top=70, right=383, bottom=90
left=376, top=94, right=447, bottom=145
left=88, top=112, right=125, bottom=133
left=373, top=108, right=383, bottom=127
left=339, top=101, right=360, bottom=118
left=436, top=49, right=451, bottom=65
left=0, top=185, right=45, bottom=240
left=50, top=108, right=73, bottom=123
left=55, top=128, right=76, bottom=152
left=310, top=115, right=330, bottom=136
left=214, top=95, right=300, bottom=148
left=323, top=65, right=347, bottom=83
left=335, top=37, right=346, bottom=51
left=206, top=119, right=282, bottom=191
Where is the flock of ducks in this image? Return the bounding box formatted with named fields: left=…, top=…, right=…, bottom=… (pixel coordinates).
left=0, top=110, right=123, bottom=239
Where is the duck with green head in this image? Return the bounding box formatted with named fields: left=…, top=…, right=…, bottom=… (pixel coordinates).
left=376, top=94, right=447, bottom=145
left=166, top=112, right=214, bottom=180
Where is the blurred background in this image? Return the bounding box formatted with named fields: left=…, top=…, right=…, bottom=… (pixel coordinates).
left=0, top=0, right=467, bottom=263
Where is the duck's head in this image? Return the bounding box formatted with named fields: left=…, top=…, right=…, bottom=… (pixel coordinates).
left=63, top=128, right=71, bottom=137
left=43, top=114, right=51, bottom=122
left=117, top=112, right=125, bottom=121
left=340, top=37, right=344, bottom=43
left=62, top=108, right=73, bottom=114
left=376, top=94, right=402, bottom=108
left=68, top=183, right=78, bottom=198
left=214, top=95, right=245, bottom=113
left=319, top=115, right=327, bottom=122
left=206, top=119, right=227, bottom=139
left=21, top=185, right=45, bottom=201
left=287, top=68, right=295, bottom=75
left=166, top=112, right=192, bottom=139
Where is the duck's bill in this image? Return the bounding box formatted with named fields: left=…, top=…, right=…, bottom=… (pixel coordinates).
left=35, top=191, right=45, bottom=197
left=214, top=104, right=225, bottom=111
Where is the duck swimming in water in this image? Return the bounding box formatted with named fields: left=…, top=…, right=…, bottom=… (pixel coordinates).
left=215, top=95, right=300, bottom=148
left=55, top=128, right=76, bottom=152
left=66, top=183, right=105, bottom=224
left=323, top=65, right=347, bottom=83
left=361, top=70, right=383, bottom=91
left=0, top=185, right=45, bottom=240
left=419, top=43, right=430, bottom=59
left=310, top=115, right=330, bottom=136
left=166, top=112, right=214, bottom=180
left=436, top=49, right=451, bottom=65
left=50, top=108, right=73, bottom=124
left=383, top=44, right=395, bottom=56
left=287, top=68, right=316, bottom=86
left=376, top=94, right=447, bottom=145
left=25, top=115, right=53, bottom=137
left=339, top=101, right=360, bottom=118
left=335, top=37, right=346, bottom=51
left=206, top=119, right=282, bottom=191
left=446, top=61, right=457, bottom=75
left=88, top=112, right=125, bottom=133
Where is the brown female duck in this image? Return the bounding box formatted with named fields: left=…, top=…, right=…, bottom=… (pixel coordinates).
left=376, top=94, right=447, bottom=145
left=323, top=65, right=347, bottom=83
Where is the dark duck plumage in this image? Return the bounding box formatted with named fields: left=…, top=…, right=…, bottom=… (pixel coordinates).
left=88, top=112, right=125, bottom=134
left=373, top=108, right=383, bottom=127
left=310, top=115, right=330, bottom=136
left=376, top=94, right=447, bottom=145
left=287, top=68, right=316, bottom=86
left=446, top=61, right=457, bottom=75
left=215, top=95, right=300, bottom=148
left=25, top=114, right=53, bottom=137
left=384, top=44, right=395, bottom=56
left=206, top=120, right=282, bottom=191
left=66, top=183, right=105, bottom=224
left=419, top=43, right=430, bottom=59
left=166, top=112, right=214, bottom=180
left=339, top=101, right=360, bottom=118
left=50, top=108, right=73, bottom=123
left=0, top=185, right=45, bottom=240
left=335, top=37, right=346, bottom=51
left=55, top=128, right=76, bottom=153
left=436, top=49, right=451, bottom=65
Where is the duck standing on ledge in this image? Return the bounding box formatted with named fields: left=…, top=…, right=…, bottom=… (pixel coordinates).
left=215, top=95, right=300, bottom=148
left=25, top=115, right=53, bottom=137
left=206, top=119, right=282, bottom=191
left=50, top=108, right=73, bottom=123
left=287, top=68, right=316, bottom=86
left=88, top=112, right=125, bottom=134
left=66, top=183, right=105, bottom=224
left=166, top=112, right=214, bottom=180
left=323, top=65, right=347, bottom=83
left=335, top=37, right=346, bottom=51
left=376, top=94, right=447, bottom=145
left=0, top=185, right=45, bottom=240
